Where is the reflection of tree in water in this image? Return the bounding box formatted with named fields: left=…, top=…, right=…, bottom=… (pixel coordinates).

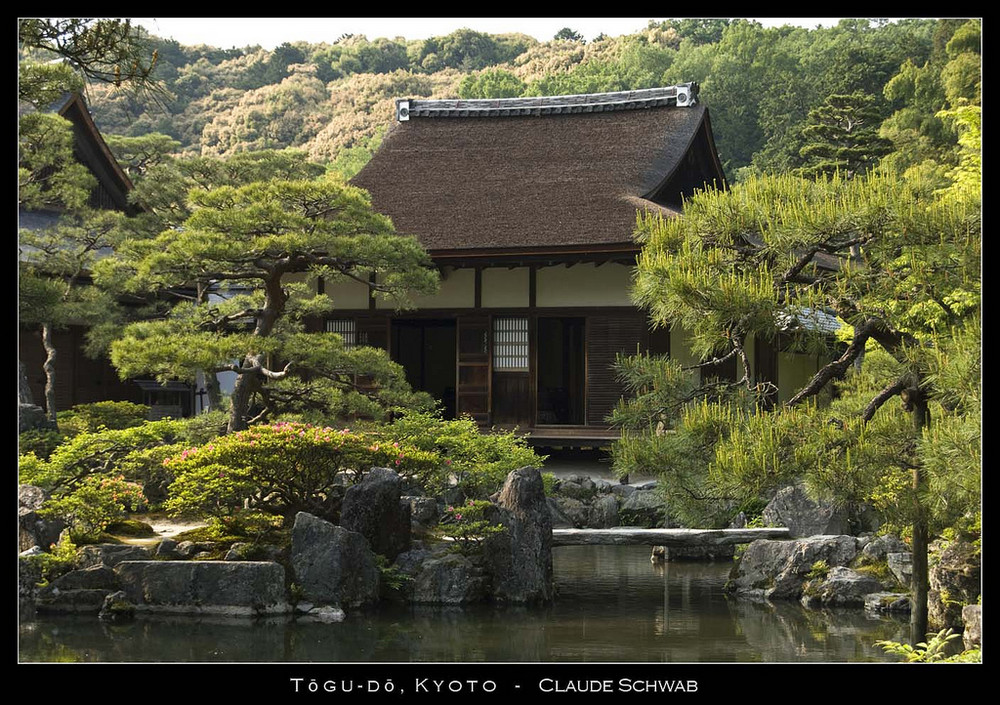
left=726, top=598, right=909, bottom=662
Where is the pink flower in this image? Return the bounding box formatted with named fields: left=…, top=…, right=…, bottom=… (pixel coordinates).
left=445, top=459, right=451, bottom=465
left=454, top=514, right=463, bottom=521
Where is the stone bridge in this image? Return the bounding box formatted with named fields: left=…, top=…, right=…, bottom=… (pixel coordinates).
left=551, top=527, right=790, bottom=547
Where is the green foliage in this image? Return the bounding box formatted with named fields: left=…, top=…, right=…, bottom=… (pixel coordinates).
left=18, top=113, right=96, bottom=212
left=19, top=19, right=163, bottom=101
left=385, top=411, right=546, bottom=498
left=374, top=554, right=412, bottom=594
left=41, top=474, right=146, bottom=542
left=796, top=92, right=893, bottom=178
left=615, top=171, right=980, bottom=536
left=441, top=499, right=506, bottom=555
left=22, top=533, right=79, bottom=584
left=807, top=560, right=830, bottom=581
left=102, top=174, right=438, bottom=431
left=541, top=472, right=557, bottom=497
left=875, top=628, right=961, bottom=662
left=554, top=28, right=584, bottom=43
left=163, top=421, right=439, bottom=521
left=18, top=429, right=67, bottom=461
left=58, top=401, right=151, bottom=436
left=458, top=69, right=526, bottom=99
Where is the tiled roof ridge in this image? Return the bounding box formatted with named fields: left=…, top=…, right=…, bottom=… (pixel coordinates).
left=396, top=83, right=699, bottom=120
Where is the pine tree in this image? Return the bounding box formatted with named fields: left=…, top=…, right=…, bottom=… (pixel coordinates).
left=99, top=177, right=440, bottom=432
left=614, top=171, right=980, bottom=642
left=796, top=92, right=893, bottom=178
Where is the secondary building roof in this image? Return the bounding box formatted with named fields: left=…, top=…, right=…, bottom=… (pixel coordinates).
left=352, top=84, right=726, bottom=260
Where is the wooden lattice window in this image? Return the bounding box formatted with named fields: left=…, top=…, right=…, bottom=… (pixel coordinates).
left=493, top=317, right=529, bottom=371
left=326, top=319, right=357, bottom=348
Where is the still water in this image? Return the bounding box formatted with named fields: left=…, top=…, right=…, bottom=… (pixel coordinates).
left=19, top=545, right=907, bottom=663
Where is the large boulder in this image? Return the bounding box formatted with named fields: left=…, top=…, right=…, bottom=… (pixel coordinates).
left=49, top=565, right=119, bottom=591
left=19, top=403, right=56, bottom=433
left=587, top=495, right=620, bottom=529
left=546, top=497, right=574, bottom=529
left=619, top=489, right=666, bottom=528
left=340, top=468, right=411, bottom=560
left=408, top=552, right=489, bottom=604
left=290, top=512, right=380, bottom=608
left=800, top=566, right=883, bottom=607
left=550, top=496, right=588, bottom=528
left=864, top=592, right=912, bottom=614
left=555, top=477, right=596, bottom=502
left=962, top=604, right=981, bottom=649
left=77, top=544, right=151, bottom=569
left=727, top=535, right=860, bottom=601
left=484, top=467, right=553, bottom=604
left=929, top=539, right=980, bottom=630
left=860, top=534, right=908, bottom=562
left=35, top=587, right=113, bottom=614
left=18, top=485, right=65, bottom=552
left=19, top=552, right=43, bottom=601
left=405, top=496, right=439, bottom=532
left=115, top=560, right=289, bottom=616
left=761, top=484, right=853, bottom=538
left=887, top=552, right=913, bottom=586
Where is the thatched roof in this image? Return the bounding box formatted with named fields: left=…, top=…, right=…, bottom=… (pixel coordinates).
left=352, top=87, right=726, bottom=259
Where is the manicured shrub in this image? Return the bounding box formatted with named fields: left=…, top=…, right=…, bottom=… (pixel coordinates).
left=18, top=429, right=66, bottom=460
left=58, top=401, right=150, bottom=436
left=164, top=421, right=439, bottom=522
left=384, top=411, right=546, bottom=498
left=41, top=474, right=146, bottom=542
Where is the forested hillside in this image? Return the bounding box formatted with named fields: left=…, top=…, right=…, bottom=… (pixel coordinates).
left=69, top=19, right=980, bottom=183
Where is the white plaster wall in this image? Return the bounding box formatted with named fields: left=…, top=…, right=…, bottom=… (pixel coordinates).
left=376, top=267, right=474, bottom=309
left=777, top=352, right=822, bottom=404
left=482, top=267, right=529, bottom=308
left=669, top=327, right=702, bottom=385
left=323, top=276, right=371, bottom=310
left=536, top=263, right=633, bottom=307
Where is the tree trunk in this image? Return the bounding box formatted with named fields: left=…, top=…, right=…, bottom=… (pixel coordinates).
left=205, top=373, right=223, bottom=411
left=226, top=274, right=287, bottom=433
left=40, top=322, right=58, bottom=425
left=907, top=387, right=931, bottom=644
left=227, top=363, right=260, bottom=433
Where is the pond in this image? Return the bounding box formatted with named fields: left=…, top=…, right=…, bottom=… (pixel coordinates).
left=19, top=545, right=907, bottom=663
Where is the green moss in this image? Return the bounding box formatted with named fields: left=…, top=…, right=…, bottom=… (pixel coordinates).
left=106, top=519, right=156, bottom=537
left=854, top=561, right=895, bottom=585
left=806, top=560, right=830, bottom=580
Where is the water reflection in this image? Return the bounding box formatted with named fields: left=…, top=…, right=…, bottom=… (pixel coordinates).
left=19, top=546, right=907, bottom=663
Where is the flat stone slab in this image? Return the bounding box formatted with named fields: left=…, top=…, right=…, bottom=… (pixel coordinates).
left=552, top=527, right=790, bottom=547
left=115, top=561, right=290, bottom=617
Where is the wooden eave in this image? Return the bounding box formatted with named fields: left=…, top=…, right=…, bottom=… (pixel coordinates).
left=428, top=242, right=641, bottom=268
left=642, top=108, right=727, bottom=207
left=52, top=92, right=139, bottom=215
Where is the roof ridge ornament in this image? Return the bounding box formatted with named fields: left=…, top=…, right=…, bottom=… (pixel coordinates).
left=396, top=83, right=699, bottom=122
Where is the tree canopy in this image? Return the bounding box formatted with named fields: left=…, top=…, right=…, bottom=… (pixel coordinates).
left=614, top=170, right=980, bottom=639
left=100, top=175, right=440, bottom=432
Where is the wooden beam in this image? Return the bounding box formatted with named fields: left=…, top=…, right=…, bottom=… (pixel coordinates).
left=529, top=265, right=536, bottom=309
left=552, top=527, right=790, bottom=547
left=474, top=267, right=482, bottom=309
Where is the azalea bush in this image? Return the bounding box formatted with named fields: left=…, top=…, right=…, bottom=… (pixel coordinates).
left=41, top=474, right=146, bottom=542
left=163, top=421, right=439, bottom=522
